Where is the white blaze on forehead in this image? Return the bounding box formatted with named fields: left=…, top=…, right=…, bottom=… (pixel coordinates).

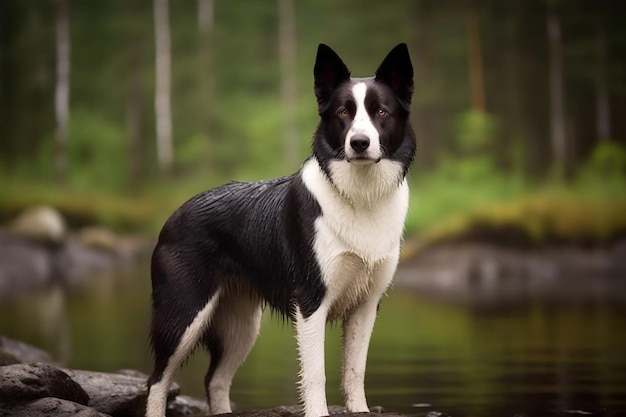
left=346, top=82, right=381, bottom=160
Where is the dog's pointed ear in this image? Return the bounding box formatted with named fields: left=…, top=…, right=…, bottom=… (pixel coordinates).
left=375, top=43, right=414, bottom=108
left=314, top=44, right=350, bottom=112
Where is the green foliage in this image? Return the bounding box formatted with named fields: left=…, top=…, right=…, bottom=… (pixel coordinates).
left=176, top=133, right=210, bottom=171
left=455, top=109, right=497, bottom=151
left=67, top=109, right=127, bottom=192
left=578, top=141, right=626, bottom=190
left=405, top=166, right=526, bottom=236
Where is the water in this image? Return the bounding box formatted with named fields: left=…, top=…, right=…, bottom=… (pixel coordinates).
left=1, top=262, right=625, bottom=417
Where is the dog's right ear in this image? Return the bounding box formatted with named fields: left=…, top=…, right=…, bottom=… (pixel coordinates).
left=314, top=44, right=350, bottom=112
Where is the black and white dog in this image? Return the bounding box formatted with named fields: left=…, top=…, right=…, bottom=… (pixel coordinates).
left=146, top=43, right=415, bottom=417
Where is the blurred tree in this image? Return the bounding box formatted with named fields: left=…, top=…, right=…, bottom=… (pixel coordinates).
left=547, top=5, right=567, bottom=178
left=279, top=0, right=298, bottom=170
left=594, top=12, right=611, bottom=142
left=125, top=0, right=147, bottom=192
left=198, top=0, right=213, bottom=31
left=466, top=1, right=485, bottom=112
left=154, top=0, right=173, bottom=173
left=54, top=0, right=70, bottom=182
left=196, top=0, right=214, bottom=173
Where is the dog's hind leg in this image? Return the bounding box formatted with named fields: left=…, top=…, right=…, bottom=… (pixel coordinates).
left=203, top=285, right=263, bottom=414
left=146, top=289, right=222, bottom=417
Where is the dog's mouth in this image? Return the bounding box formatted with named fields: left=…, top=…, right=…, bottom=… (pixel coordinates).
left=346, top=156, right=382, bottom=164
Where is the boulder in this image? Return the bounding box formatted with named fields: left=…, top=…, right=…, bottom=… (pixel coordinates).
left=5, top=397, right=112, bottom=417
left=63, top=368, right=180, bottom=417
left=167, top=395, right=210, bottom=416
left=8, top=206, right=67, bottom=245
left=0, top=362, right=88, bottom=405
left=0, top=231, right=55, bottom=299
left=0, top=336, right=52, bottom=364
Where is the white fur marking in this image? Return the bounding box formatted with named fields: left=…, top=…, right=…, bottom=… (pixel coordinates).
left=208, top=293, right=262, bottom=414
left=342, top=258, right=399, bottom=412
left=301, top=158, right=408, bottom=264
left=295, top=305, right=330, bottom=417
left=346, top=82, right=381, bottom=161
left=146, top=291, right=221, bottom=417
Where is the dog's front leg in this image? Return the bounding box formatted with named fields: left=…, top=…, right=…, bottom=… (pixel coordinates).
left=342, top=257, right=398, bottom=412
left=295, top=305, right=329, bottom=417
left=341, top=296, right=378, bottom=412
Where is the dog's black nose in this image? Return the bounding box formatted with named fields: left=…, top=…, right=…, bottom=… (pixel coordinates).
left=350, top=135, right=370, bottom=153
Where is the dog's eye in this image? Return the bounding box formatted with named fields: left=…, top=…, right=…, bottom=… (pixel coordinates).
left=338, top=109, right=349, bottom=119
left=376, top=108, right=388, bottom=117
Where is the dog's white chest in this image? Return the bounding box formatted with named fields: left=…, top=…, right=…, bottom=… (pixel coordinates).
left=301, top=159, right=409, bottom=316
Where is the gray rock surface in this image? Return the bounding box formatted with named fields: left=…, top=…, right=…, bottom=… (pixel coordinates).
left=0, top=336, right=52, bottom=364
left=0, top=338, right=415, bottom=417
left=225, top=405, right=402, bottom=417
left=0, top=231, right=55, bottom=298
left=0, top=363, right=88, bottom=405
left=3, top=397, right=112, bottom=417
left=396, top=242, right=626, bottom=307
left=63, top=368, right=180, bottom=417
left=167, top=395, right=210, bottom=416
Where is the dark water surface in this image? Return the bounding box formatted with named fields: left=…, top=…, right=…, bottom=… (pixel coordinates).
left=1, top=262, right=625, bottom=417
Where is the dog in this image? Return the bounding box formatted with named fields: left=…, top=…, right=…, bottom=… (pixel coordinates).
left=145, top=43, right=415, bottom=417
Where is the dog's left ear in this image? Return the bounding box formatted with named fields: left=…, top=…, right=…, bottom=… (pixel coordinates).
left=375, top=43, right=414, bottom=109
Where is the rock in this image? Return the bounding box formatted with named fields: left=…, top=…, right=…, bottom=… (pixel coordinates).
left=0, top=363, right=88, bottom=405
left=0, top=350, right=20, bottom=366
left=397, top=242, right=626, bottom=307
left=167, top=395, right=209, bottom=416
left=55, top=241, right=120, bottom=286
left=75, top=227, right=154, bottom=262
left=226, top=406, right=404, bottom=417
left=63, top=368, right=180, bottom=417
left=0, top=336, right=52, bottom=364
left=8, top=206, right=67, bottom=245
left=5, top=397, right=112, bottom=417
left=0, top=231, right=55, bottom=299
left=76, top=227, right=121, bottom=252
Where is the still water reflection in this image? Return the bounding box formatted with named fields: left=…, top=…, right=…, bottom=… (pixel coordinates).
left=1, top=263, right=625, bottom=416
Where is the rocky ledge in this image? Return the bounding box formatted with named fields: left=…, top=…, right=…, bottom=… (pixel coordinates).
left=0, top=206, right=153, bottom=300
left=0, top=335, right=206, bottom=417
left=0, top=336, right=416, bottom=417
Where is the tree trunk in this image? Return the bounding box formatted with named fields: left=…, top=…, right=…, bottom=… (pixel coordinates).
left=595, top=14, right=611, bottom=142
left=278, top=0, right=298, bottom=170
left=198, top=0, right=214, bottom=31
left=154, top=0, right=173, bottom=173
left=54, top=0, right=70, bottom=182
left=547, top=9, right=567, bottom=178
left=126, top=0, right=144, bottom=193
left=197, top=0, right=215, bottom=170
left=412, top=2, right=437, bottom=169
left=466, top=6, right=485, bottom=111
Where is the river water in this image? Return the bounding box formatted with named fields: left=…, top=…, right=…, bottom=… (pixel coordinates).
left=1, top=262, right=625, bottom=416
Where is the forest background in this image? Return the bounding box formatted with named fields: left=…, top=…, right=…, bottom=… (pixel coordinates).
left=1, top=0, right=625, bottom=246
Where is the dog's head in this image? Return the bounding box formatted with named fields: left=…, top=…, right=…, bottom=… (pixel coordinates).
left=312, top=43, right=415, bottom=177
